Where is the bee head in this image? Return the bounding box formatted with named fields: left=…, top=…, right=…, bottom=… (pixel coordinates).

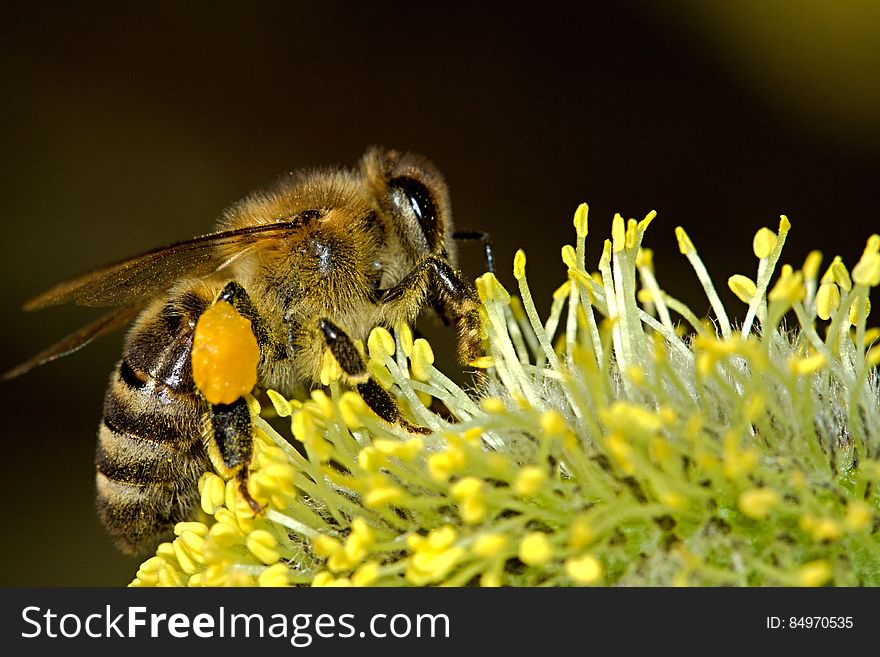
left=361, top=147, right=456, bottom=267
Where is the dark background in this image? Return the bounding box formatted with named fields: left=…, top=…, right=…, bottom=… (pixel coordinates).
left=1, top=1, right=877, bottom=585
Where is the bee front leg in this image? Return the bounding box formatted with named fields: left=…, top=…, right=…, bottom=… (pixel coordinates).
left=318, top=318, right=430, bottom=434
left=452, top=229, right=496, bottom=274
left=380, top=256, right=484, bottom=365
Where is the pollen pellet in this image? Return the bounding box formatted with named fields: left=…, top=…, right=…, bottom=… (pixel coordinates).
left=191, top=300, right=260, bottom=405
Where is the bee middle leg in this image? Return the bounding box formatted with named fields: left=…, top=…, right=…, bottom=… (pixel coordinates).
left=318, top=318, right=430, bottom=434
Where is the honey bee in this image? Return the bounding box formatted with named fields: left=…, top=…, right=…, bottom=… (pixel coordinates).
left=5, top=147, right=491, bottom=554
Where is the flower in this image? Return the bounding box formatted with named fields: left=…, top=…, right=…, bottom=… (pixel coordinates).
left=132, top=207, right=880, bottom=587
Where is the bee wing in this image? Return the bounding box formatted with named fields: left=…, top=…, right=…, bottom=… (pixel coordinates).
left=23, top=220, right=302, bottom=310
left=2, top=303, right=146, bottom=380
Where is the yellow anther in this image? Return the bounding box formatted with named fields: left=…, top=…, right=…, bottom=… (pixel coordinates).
left=479, top=571, right=502, bottom=587
left=519, top=532, right=552, bottom=567
left=319, top=349, right=342, bottom=386
left=738, top=487, right=778, bottom=519
left=481, top=397, right=506, bottom=414
left=472, top=533, right=508, bottom=558
left=352, top=561, right=380, bottom=586
left=844, top=501, right=872, bottom=531
left=635, top=247, right=654, bottom=270
left=357, top=446, right=384, bottom=472
left=605, top=433, right=634, bottom=475
left=338, top=391, right=366, bottom=429
left=427, top=446, right=467, bottom=482
left=768, top=265, right=805, bottom=304
left=373, top=437, right=423, bottom=461
left=363, top=484, right=403, bottom=508
left=427, top=526, right=458, bottom=550
left=367, top=326, right=396, bottom=362
left=266, top=389, right=292, bottom=417
left=208, top=522, right=243, bottom=547
left=459, top=496, right=486, bottom=525
left=450, top=476, right=482, bottom=500
left=475, top=272, right=511, bottom=304
left=411, top=338, right=435, bottom=381
left=789, top=352, right=826, bottom=375
left=625, top=218, right=639, bottom=249
left=816, top=282, right=840, bottom=320
left=852, top=251, right=880, bottom=287
left=675, top=226, right=695, bottom=254
left=514, top=465, right=546, bottom=497
left=468, top=355, right=495, bottom=369
left=398, top=323, right=414, bottom=357
left=573, top=203, right=589, bottom=237
left=565, top=554, right=603, bottom=584
left=797, top=560, right=832, bottom=587
left=327, top=550, right=357, bottom=573
left=258, top=563, right=290, bottom=587
left=830, top=257, right=852, bottom=291
left=561, top=244, right=577, bottom=269
left=799, top=515, right=842, bottom=542
left=752, top=227, right=777, bottom=259
left=174, top=521, right=209, bottom=538
left=540, top=409, right=566, bottom=435
left=312, top=534, right=342, bottom=558
left=309, top=389, right=334, bottom=417
left=803, top=250, right=823, bottom=281
left=311, top=571, right=334, bottom=587
left=567, top=515, right=595, bottom=549
left=659, top=491, right=686, bottom=510
left=611, top=213, right=626, bottom=252
left=600, top=239, right=612, bottom=267
left=625, top=364, right=645, bottom=385
left=849, top=297, right=871, bottom=325
left=728, top=274, right=757, bottom=303
left=513, top=249, right=527, bottom=280
left=198, top=472, right=226, bottom=515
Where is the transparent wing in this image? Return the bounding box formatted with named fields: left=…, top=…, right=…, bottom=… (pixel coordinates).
left=2, top=303, right=145, bottom=380
left=24, top=220, right=303, bottom=310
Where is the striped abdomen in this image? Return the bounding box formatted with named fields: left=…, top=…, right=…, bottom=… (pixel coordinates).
left=96, top=292, right=212, bottom=554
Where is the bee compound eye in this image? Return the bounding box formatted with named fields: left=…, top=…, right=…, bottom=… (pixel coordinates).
left=388, top=176, right=439, bottom=250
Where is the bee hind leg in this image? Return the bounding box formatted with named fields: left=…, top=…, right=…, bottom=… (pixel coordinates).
left=206, top=397, right=262, bottom=513
left=217, top=281, right=285, bottom=359
left=318, top=318, right=430, bottom=435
